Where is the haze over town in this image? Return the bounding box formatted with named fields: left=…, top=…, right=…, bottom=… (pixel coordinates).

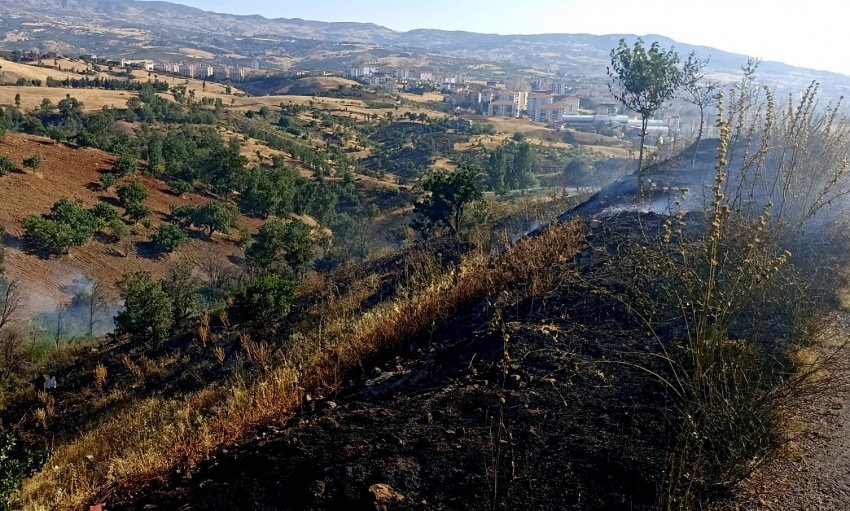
left=159, top=0, right=849, bottom=74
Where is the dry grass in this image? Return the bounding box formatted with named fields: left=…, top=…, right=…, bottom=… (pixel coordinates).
left=16, top=220, right=586, bottom=510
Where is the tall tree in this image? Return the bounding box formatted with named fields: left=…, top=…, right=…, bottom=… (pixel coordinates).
left=413, top=166, right=483, bottom=236
left=608, top=38, right=681, bottom=196
left=680, top=51, right=720, bottom=166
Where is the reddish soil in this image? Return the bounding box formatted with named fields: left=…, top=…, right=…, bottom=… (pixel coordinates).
left=0, top=133, right=257, bottom=314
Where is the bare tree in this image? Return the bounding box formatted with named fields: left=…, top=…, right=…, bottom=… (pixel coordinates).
left=83, top=279, right=109, bottom=336
left=680, top=52, right=720, bottom=166
left=54, top=303, right=69, bottom=349
left=0, top=279, right=21, bottom=337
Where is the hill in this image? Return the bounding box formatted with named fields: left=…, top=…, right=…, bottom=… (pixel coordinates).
left=0, top=132, right=255, bottom=314
left=240, top=76, right=361, bottom=96
left=1, top=0, right=848, bottom=93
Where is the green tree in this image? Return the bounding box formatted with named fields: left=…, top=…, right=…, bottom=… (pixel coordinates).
left=0, top=157, right=18, bottom=176
left=246, top=219, right=313, bottom=277
left=115, top=272, right=174, bottom=348
left=13, top=94, right=20, bottom=108
left=113, top=149, right=138, bottom=175
left=608, top=38, right=681, bottom=196
left=89, top=201, right=120, bottom=224
left=117, top=180, right=148, bottom=207
left=191, top=200, right=239, bottom=238
left=229, top=275, right=296, bottom=328
left=151, top=222, right=189, bottom=253
left=486, top=146, right=508, bottom=194
left=413, top=166, right=483, bottom=235
left=99, top=172, right=117, bottom=191
left=22, top=216, right=77, bottom=256
left=48, top=197, right=97, bottom=246
left=124, top=201, right=151, bottom=224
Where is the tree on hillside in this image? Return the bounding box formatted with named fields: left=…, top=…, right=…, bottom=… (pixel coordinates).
left=486, top=146, right=508, bottom=194
left=246, top=219, right=313, bottom=278
left=680, top=51, right=720, bottom=166
left=608, top=38, right=681, bottom=197
left=161, top=261, right=200, bottom=327
left=413, top=166, right=483, bottom=236
left=151, top=222, right=189, bottom=253
left=229, top=275, right=297, bottom=329
left=115, top=272, right=174, bottom=349
left=22, top=198, right=97, bottom=256
left=117, top=180, right=148, bottom=207
left=192, top=200, right=239, bottom=238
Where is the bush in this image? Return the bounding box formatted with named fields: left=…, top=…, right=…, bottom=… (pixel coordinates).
left=21, top=216, right=77, bottom=256
left=0, top=432, right=49, bottom=511
left=246, top=219, right=313, bottom=277
left=22, top=155, right=41, bottom=169
left=168, top=180, right=194, bottom=196
left=117, top=180, right=148, bottom=207
left=108, top=218, right=130, bottom=240
left=124, top=202, right=151, bottom=224
left=112, top=150, right=138, bottom=175
left=89, top=201, right=120, bottom=224
left=99, top=173, right=117, bottom=190
left=115, top=272, right=174, bottom=348
left=229, top=275, right=297, bottom=328
left=0, top=157, right=18, bottom=176
left=151, top=223, right=189, bottom=253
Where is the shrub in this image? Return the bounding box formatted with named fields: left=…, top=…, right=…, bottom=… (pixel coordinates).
left=89, top=202, right=120, bottom=224
left=115, top=272, right=174, bottom=348
left=116, top=180, right=148, bottom=207
left=22, top=156, right=41, bottom=169
left=0, top=432, right=49, bottom=511
left=124, top=202, right=151, bottom=224
left=168, top=180, right=194, bottom=196
left=246, top=219, right=313, bottom=277
left=112, top=150, right=138, bottom=175
left=151, top=223, right=189, bottom=253
left=108, top=218, right=130, bottom=241
left=99, top=173, right=117, bottom=190
left=0, top=157, right=18, bottom=176
left=21, top=216, right=76, bottom=256
left=229, top=275, right=297, bottom=328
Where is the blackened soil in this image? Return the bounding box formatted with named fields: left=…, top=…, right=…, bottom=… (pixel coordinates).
left=112, top=281, right=678, bottom=511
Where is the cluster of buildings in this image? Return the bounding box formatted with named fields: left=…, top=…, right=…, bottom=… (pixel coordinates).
left=349, top=62, right=465, bottom=93
left=151, top=62, right=249, bottom=82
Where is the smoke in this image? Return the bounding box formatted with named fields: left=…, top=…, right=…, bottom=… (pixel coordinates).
left=35, top=274, right=124, bottom=340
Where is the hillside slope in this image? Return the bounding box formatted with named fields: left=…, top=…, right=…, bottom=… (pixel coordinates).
left=0, top=132, right=253, bottom=314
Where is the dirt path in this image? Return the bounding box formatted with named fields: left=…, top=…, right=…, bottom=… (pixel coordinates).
left=717, top=316, right=850, bottom=510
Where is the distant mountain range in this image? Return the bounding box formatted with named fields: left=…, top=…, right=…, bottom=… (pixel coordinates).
left=5, top=0, right=849, bottom=90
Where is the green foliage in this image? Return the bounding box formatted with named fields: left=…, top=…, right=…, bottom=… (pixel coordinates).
left=22, top=216, right=77, bottom=256
left=238, top=166, right=299, bottom=218
left=0, top=432, right=49, bottom=511
left=229, top=275, right=297, bottom=327
left=115, top=272, right=174, bottom=348
left=89, top=201, right=121, bottom=224
left=0, top=157, right=18, bottom=176
left=124, top=202, right=151, bottom=224
left=608, top=38, right=680, bottom=192
left=99, top=172, right=117, bottom=190
left=246, top=219, right=313, bottom=277
left=168, top=180, right=194, bottom=196
left=109, top=218, right=130, bottom=240
left=22, top=155, right=41, bottom=169
left=151, top=223, right=190, bottom=253
left=117, top=180, right=148, bottom=207
left=22, top=198, right=98, bottom=255
left=191, top=200, right=239, bottom=238
left=511, top=132, right=526, bottom=142
left=112, top=149, right=138, bottom=175
left=413, top=166, right=483, bottom=235
left=563, top=159, right=594, bottom=186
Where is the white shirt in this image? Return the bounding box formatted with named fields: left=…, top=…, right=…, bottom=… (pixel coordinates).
left=46, top=377, right=57, bottom=390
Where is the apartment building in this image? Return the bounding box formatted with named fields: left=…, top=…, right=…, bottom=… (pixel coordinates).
left=488, top=100, right=521, bottom=118
left=194, top=65, right=213, bottom=80
left=178, top=64, right=194, bottom=77
left=528, top=92, right=554, bottom=118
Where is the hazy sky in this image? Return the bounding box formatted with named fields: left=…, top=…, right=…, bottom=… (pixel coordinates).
left=161, top=0, right=846, bottom=74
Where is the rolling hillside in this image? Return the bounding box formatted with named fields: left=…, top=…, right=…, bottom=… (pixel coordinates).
left=0, top=132, right=257, bottom=314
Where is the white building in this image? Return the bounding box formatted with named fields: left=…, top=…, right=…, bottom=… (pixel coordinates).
left=213, top=66, right=228, bottom=82
left=528, top=92, right=554, bottom=117
left=489, top=100, right=521, bottom=118
left=178, top=64, right=194, bottom=77
left=563, top=95, right=581, bottom=115
left=229, top=67, right=245, bottom=82
left=194, top=66, right=213, bottom=80
left=534, top=102, right=569, bottom=123
left=497, top=90, right=529, bottom=111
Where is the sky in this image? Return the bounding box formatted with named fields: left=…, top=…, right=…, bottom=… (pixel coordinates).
left=159, top=0, right=848, bottom=75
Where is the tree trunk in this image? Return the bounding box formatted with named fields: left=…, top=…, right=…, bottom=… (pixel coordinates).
left=692, top=107, right=705, bottom=167
left=638, top=116, right=649, bottom=199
